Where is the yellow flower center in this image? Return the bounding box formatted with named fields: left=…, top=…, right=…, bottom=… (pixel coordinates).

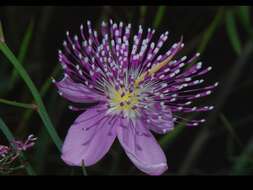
left=110, top=87, right=139, bottom=112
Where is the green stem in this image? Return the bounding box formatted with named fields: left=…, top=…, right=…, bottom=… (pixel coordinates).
left=0, top=21, right=5, bottom=43
left=0, top=98, right=37, bottom=110
left=81, top=160, right=88, bottom=176
left=198, top=7, right=224, bottom=53
left=0, top=42, right=62, bottom=151
left=226, top=10, right=242, bottom=55
left=153, top=6, right=166, bottom=28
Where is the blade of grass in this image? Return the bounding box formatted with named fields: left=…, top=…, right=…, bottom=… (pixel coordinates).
left=0, top=117, right=35, bottom=175
left=153, top=6, right=166, bottom=28
left=239, top=6, right=250, bottom=26
left=198, top=7, right=224, bottom=53
left=9, top=20, right=34, bottom=90
left=226, top=10, right=242, bottom=55
left=0, top=98, right=37, bottom=110
left=237, top=6, right=251, bottom=33
left=0, top=42, right=62, bottom=151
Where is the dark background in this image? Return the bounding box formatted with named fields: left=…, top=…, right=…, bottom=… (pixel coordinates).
left=0, top=6, right=253, bottom=175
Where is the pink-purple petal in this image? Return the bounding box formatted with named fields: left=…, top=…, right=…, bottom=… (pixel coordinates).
left=116, top=119, right=168, bottom=175
left=55, top=76, right=105, bottom=103
left=142, top=103, right=174, bottom=134
left=61, top=105, right=116, bottom=166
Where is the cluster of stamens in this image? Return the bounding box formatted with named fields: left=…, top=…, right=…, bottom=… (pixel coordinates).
left=55, top=20, right=218, bottom=127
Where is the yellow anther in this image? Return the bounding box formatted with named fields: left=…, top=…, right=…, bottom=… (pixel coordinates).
left=134, top=38, right=183, bottom=88
left=134, top=53, right=175, bottom=87
left=110, top=87, right=139, bottom=112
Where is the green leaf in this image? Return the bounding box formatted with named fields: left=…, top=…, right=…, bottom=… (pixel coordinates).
left=0, top=117, right=36, bottom=175
left=226, top=10, right=242, bottom=55
left=0, top=42, right=62, bottom=151
left=153, top=6, right=166, bottom=28
left=237, top=6, right=251, bottom=33
left=9, top=20, right=34, bottom=90
left=0, top=118, right=14, bottom=141
left=198, top=8, right=224, bottom=53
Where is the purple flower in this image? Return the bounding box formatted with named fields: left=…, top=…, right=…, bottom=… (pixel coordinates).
left=11, top=134, right=37, bottom=151
left=0, top=145, right=9, bottom=156
left=0, top=135, right=37, bottom=174
left=55, top=20, right=217, bottom=175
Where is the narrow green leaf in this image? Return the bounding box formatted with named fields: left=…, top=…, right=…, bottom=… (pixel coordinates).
left=198, top=8, right=224, bottom=53
left=0, top=118, right=14, bottom=141
left=226, top=10, right=242, bottom=55
left=237, top=6, right=251, bottom=32
left=0, top=117, right=36, bottom=175
left=0, top=98, right=37, bottom=110
left=153, top=6, right=166, bottom=28
left=0, top=42, right=62, bottom=151
left=9, top=20, right=34, bottom=89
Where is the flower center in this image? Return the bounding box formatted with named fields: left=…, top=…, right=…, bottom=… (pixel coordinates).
left=111, top=88, right=139, bottom=111
left=107, top=86, right=140, bottom=118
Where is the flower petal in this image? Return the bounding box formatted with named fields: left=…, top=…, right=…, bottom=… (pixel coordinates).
left=116, top=119, right=168, bottom=175
left=61, top=104, right=117, bottom=166
left=55, top=76, right=105, bottom=103
left=142, top=103, right=174, bottom=134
